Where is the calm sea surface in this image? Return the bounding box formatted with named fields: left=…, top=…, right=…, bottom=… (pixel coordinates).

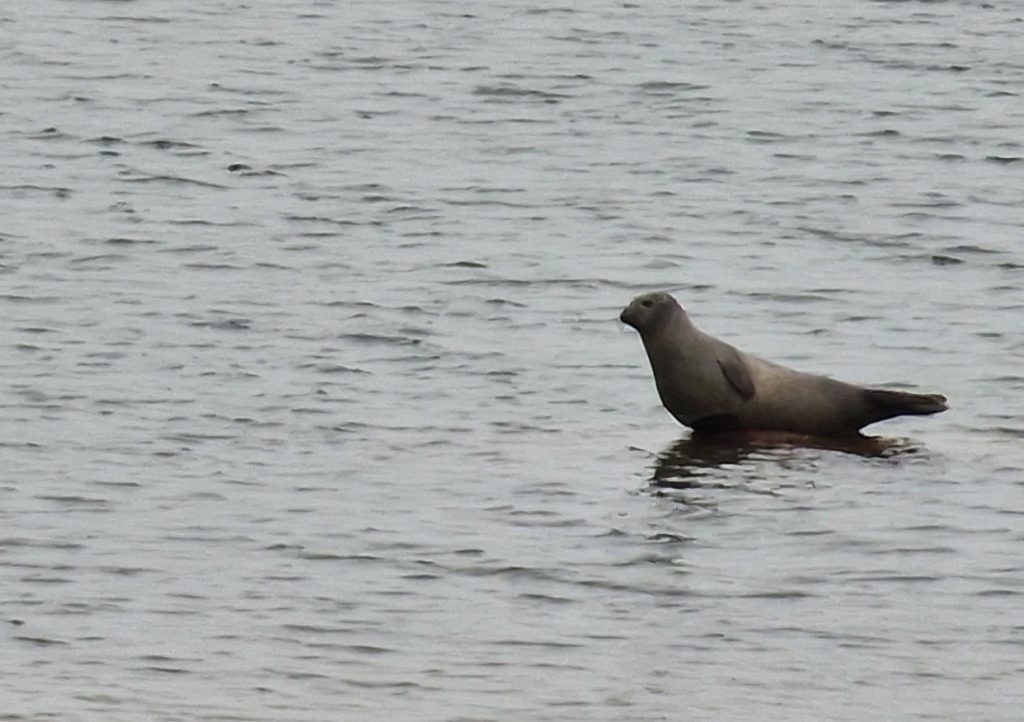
left=3, top=1, right=1023, bottom=720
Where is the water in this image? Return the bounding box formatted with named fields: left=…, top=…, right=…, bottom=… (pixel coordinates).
left=2, top=1, right=1023, bottom=720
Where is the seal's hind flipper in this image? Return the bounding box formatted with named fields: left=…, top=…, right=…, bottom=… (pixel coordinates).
left=864, top=389, right=948, bottom=417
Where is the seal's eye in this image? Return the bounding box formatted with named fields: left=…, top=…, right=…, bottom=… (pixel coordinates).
left=640, top=299, right=654, bottom=309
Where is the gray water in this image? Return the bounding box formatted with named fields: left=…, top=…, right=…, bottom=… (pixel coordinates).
left=3, top=1, right=1024, bottom=720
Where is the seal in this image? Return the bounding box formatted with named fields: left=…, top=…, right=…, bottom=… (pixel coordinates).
left=620, top=291, right=948, bottom=435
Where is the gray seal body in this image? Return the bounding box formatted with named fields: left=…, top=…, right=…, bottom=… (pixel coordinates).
left=620, top=292, right=948, bottom=435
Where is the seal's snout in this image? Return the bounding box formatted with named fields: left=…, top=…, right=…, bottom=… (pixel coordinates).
left=620, top=301, right=642, bottom=329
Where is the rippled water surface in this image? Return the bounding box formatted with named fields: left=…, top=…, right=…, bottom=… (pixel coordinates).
left=3, top=1, right=1024, bottom=720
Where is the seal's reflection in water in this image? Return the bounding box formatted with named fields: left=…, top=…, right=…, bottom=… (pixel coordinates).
left=651, top=431, right=917, bottom=492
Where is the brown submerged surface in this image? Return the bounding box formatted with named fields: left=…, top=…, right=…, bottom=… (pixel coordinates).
left=652, top=432, right=920, bottom=488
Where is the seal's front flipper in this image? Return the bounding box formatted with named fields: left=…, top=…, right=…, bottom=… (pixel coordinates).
left=716, top=346, right=756, bottom=400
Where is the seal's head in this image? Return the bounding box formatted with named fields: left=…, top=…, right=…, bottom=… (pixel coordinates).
left=619, top=291, right=682, bottom=333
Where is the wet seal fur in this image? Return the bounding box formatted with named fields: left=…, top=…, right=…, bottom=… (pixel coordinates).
left=620, top=291, right=948, bottom=436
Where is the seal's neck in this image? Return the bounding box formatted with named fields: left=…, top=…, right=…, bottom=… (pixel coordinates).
left=641, top=305, right=698, bottom=357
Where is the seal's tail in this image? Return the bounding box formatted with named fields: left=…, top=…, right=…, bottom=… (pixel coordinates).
left=864, top=389, right=949, bottom=419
